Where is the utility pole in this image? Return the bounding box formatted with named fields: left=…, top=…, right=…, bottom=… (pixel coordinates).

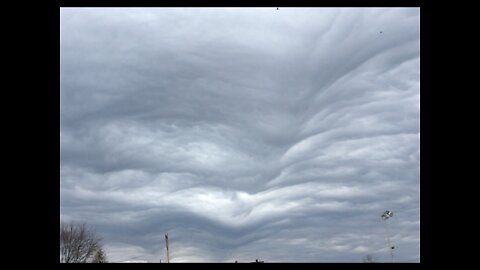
left=165, top=234, right=170, bottom=263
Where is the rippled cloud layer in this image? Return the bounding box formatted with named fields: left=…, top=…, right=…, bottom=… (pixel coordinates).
left=60, top=7, right=419, bottom=262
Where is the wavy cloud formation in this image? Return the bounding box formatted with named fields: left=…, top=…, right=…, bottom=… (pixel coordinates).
left=60, top=8, right=419, bottom=262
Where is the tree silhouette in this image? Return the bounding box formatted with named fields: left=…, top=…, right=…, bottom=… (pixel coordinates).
left=60, top=221, right=105, bottom=263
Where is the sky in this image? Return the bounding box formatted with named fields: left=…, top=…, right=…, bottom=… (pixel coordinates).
left=60, top=7, right=420, bottom=263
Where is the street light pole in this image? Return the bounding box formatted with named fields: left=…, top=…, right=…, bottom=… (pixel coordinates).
left=381, top=210, right=395, bottom=263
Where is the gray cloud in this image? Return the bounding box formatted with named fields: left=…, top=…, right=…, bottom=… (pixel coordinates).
left=60, top=7, right=419, bottom=262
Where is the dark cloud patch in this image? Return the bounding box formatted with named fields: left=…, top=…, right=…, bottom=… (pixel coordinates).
left=61, top=8, right=419, bottom=262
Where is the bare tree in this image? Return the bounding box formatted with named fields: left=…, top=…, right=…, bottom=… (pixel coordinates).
left=92, top=248, right=107, bottom=263
left=60, top=221, right=105, bottom=263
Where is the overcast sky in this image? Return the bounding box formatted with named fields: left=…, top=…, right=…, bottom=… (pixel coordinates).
left=60, top=8, right=420, bottom=263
